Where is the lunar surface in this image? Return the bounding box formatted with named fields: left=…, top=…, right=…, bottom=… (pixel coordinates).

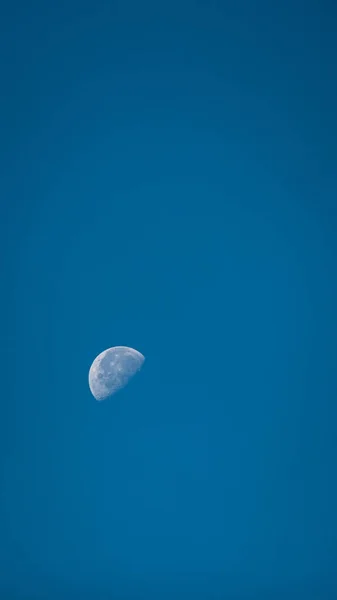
left=89, top=346, right=145, bottom=401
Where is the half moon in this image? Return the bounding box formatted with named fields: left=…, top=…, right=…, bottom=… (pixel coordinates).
left=89, top=346, right=145, bottom=401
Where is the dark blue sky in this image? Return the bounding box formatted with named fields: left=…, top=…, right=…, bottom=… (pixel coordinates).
left=1, top=1, right=337, bottom=598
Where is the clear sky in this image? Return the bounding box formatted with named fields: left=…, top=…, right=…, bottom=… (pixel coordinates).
left=1, top=1, right=337, bottom=598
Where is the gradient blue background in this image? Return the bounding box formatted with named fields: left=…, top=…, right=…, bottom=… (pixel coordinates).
left=1, top=1, right=337, bottom=598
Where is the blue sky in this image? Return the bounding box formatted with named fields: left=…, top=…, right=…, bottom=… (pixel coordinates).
left=1, top=1, right=337, bottom=598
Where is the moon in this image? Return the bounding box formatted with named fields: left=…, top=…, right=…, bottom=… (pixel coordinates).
left=89, top=346, right=145, bottom=401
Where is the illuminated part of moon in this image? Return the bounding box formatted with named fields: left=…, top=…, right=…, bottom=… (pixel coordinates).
left=89, top=346, right=145, bottom=401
